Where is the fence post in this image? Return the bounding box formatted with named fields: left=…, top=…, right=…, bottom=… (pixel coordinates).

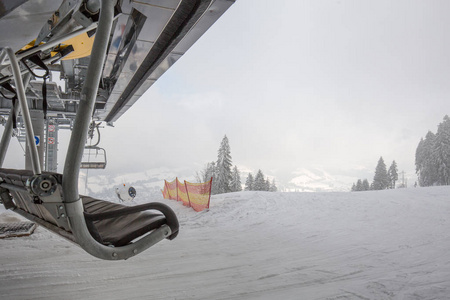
left=184, top=180, right=191, bottom=208
left=207, top=177, right=213, bottom=209
left=176, top=177, right=179, bottom=201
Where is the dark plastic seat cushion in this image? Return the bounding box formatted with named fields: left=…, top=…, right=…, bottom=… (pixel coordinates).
left=82, top=197, right=166, bottom=247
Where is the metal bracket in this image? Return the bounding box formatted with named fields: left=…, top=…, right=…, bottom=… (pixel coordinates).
left=41, top=202, right=70, bottom=230
left=26, top=174, right=58, bottom=198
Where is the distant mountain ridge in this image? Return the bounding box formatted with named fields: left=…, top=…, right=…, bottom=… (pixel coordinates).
left=282, top=168, right=354, bottom=192
left=81, top=167, right=354, bottom=201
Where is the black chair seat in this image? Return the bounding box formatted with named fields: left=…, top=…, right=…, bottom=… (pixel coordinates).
left=82, top=196, right=168, bottom=247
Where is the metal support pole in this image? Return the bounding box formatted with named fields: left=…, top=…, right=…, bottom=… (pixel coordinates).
left=61, top=0, right=171, bottom=261
left=1, top=47, right=40, bottom=174
left=0, top=101, right=19, bottom=168
left=0, top=72, right=32, bottom=168
left=63, top=0, right=113, bottom=202
left=25, top=110, right=45, bottom=171
left=62, top=0, right=124, bottom=260
left=45, top=121, right=59, bottom=172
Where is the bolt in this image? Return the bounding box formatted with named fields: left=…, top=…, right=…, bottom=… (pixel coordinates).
left=112, top=252, right=118, bottom=258
left=133, top=249, right=138, bottom=254
left=41, top=181, right=50, bottom=189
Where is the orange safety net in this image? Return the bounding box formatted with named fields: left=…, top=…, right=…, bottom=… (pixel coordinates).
left=185, top=178, right=212, bottom=212
left=165, top=179, right=177, bottom=200
left=177, top=178, right=190, bottom=206
left=161, top=183, right=170, bottom=199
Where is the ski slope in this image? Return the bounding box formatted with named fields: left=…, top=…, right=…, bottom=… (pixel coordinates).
left=1, top=187, right=450, bottom=299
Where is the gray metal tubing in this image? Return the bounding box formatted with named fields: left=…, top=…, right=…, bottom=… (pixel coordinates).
left=63, top=0, right=114, bottom=204
left=3, top=48, right=41, bottom=175
left=0, top=72, right=32, bottom=167
left=0, top=183, right=27, bottom=192
left=63, top=0, right=172, bottom=260
left=0, top=103, right=16, bottom=167
left=61, top=0, right=165, bottom=260
left=0, top=50, right=6, bottom=66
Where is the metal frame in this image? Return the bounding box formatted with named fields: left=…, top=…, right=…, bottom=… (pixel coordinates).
left=0, top=0, right=172, bottom=260
left=62, top=0, right=171, bottom=260
left=0, top=0, right=238, bottom=260
left=0, top=48, right=41, bottom=174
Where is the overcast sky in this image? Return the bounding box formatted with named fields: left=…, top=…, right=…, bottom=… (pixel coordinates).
left=3, top=0, right=450, bottom=188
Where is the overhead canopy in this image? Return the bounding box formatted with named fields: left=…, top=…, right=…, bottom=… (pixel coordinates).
left=0, top=0, right=235, bottom=125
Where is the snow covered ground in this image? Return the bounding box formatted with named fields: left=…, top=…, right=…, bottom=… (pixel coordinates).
left=1, top=187, right=450, bottom=299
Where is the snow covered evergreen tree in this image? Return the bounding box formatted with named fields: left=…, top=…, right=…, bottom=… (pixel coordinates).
left=356, top=179, right=363, bottom=191
left=196, top=161, right=216, bottom=183
left=416, top=131, right=439, bottom=186
left=352, top=178, right=370, bottom=191
left=269, top=179, right=277, bottom=192
left=211, top=164, right=219, bottom=195
left=253, top=170, right=266, bottom=191
left=362, top=179, right=370, bottom=191
left=387, top=160, right=398, bottom=189
left=265, top=177, right=271, bottom=191
left=215, top=135, right=233, bottom=194
left=245, top=173, right=254, bottom=191
left=435, top=115, right=450, bottom=185
left=230, top=165, right=242, bottom=192
left=372, top=157, right=389, bottom=190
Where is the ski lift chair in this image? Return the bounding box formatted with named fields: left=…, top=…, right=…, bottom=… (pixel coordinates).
left=0, top=0, right=182, bottom=260
left=81, top=146, right=107, bottom=169
left=0, top=168, right=179, bottom=251
left=81, top=121, right=107, bottom=169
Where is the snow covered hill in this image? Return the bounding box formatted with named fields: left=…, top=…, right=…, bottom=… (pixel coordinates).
left=1, top=187, right=450, bottom=299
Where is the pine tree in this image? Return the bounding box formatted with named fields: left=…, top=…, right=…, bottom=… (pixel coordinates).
left=197, top=161, right=216, bottom=183
left=351, top=183, right=356, bottom=192
left=269, top=179, right=277, bottom=192
left=215, top=135, right=233, bottom=194
left=416, top=131, right=439, bottom=186
left=372, top=157, right=389, bottom=190
left=387, top=160, right=398, bottom=189
left=211, top=163, right=219, bottom=195
left=265, top=177, right=271, bottom=191
left=435, top=115, right=450, bottom=185
left=230, top=165, right=242, bottom=192
left=253, top=170, right=266, bottom=191
left=245, top=173, right=254, bottom=191
left=362, top=179, right=370, bottom=191
left=356, top=179, right=363, bottom=191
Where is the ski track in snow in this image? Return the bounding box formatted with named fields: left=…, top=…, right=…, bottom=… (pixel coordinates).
left=1, top=187, right=450, bottom=299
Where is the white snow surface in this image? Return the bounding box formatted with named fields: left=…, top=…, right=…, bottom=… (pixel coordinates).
left=1, top=187, right=450, bottom=299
